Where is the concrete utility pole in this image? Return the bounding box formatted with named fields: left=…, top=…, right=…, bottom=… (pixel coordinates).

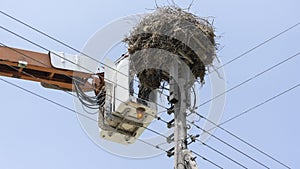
left=173, top=81, right=188, bottom=169
left=170, top=61, right=197, bottom=169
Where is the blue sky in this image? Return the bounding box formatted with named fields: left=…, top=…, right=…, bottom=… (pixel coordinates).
left=0, top=0, right=299, bottom=168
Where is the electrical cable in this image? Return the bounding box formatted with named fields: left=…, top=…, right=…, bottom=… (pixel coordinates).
left=137, top=138, right=224, bottom=169
left=147, top=81, right=295, bottom=168
left=195, top=51, right=300, bottom=110
left=190, top=150, right=224, bottom=169
left=0, top=58, right=281, bottom=169
left=0, top=58, right=271, bottom=169
left=0, top=25, right=129, bottom=91
left=0, top=52, right=229, bottom=169
left=195, top=110, right=291, bottom=169
left=0, top=76, right=225, bottom=169
left=2, top=13, right=298, bottom=128
left=136, top=138, right=169, bottom=153
left=154, top=108, right=269, bottom=168
left=1, top=11, right=297, bottom=104
left=153, top=48, right=300, bottom=117
left=145, top=98, right=272, bottom=168
left=0, top=42, right=168, bottom=119
left=0, top=42, right=107, bottom=113
left=0, top=11, right=172, bottom=100
left=195, top=139, right=247, bottom=168
left=185, top=51, right=299, bottom=169
left=0, top=28, right=170, bottom=112
left=0, top=77, right=97, bottom=122
left=155, top=50, right=299, bottom=168
left=1, top=10, right=298, bottom=168
left=2, top=10, right=298, bottom=88
left=217, top=82, right=300, bottom=129
left=187, top=119, right=269, bottom=168
left=191, top=83, right=300, bottom=168
left=2, top=10, right=299, bottom=111
left=0, top=76, right=170, bottom=147
left=0, top=43, right=171, bottom=142
left=0, top=10, right=133, bottom=82
left=142, top=126, right=169, bottom=139
left=211, top=22, right=300, bottom=73
left=0, top=42, right=164, bottom=136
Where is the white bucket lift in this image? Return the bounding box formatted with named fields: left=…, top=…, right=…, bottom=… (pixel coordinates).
left=49, top=51, right=157, bottom=144
left=100, top=56, right=157, bottom=144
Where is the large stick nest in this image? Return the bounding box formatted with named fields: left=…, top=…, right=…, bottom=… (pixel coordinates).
left=124, top=6, right=216, bottom=91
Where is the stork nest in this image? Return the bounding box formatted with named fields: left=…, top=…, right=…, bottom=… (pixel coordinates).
left=124, top=6, right=216, bottom=91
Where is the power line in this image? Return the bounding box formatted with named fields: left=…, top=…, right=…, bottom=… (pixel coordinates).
left=0, top=25, right=169, bottom=105
left=212, top=22, right=300, bottom=72
left=5, top=9, right=296, bottom=111
left=218, top=82, right=300, bottom=128
left=0, top=44, right=171, bottom=141
left=1, top=10, right=298, bottom=169
left=0, top=49, right=266, bottom=169
left=191, top=150, right=224, bottom=169
left=0, top=11, right=172, bottom=101
left=0, top=44, right=169, bottom=136
left=0, top=9, right=168, bottom=100
left=2, top=11, right=298, bottom=108
left=142, top=92, right=272, bottom=168
left=0, top=76, right=267, bottom=169
left=143, top=126, right=169, bottom=139
left=147, top=112, right=256, bottom=169
left=185, top=51, right=299, bottom=169
left=159, top=98, right=290, bottom=168
left=2, top=10, right=299, bottom=116
left=0, top=76, right=168, bottom=149
left=0, top=77, right=97, bottom=122
left=0, top=26, right=125, bottom=108
left=195, top=139, right=247, bottom=168
left=141, top=51, right=298, bottom=168
left=0, top=10, right=132, bottom=81
left=0, top=41, right=169, bottom=113
left=0, top=52, right=100, bottom=115
left=0, top=42, right=182, bottom=150
left=2, top=9, right=299, bottom=127
left=0, top=45, right=246, bottom=169
left=154, top=38, right=298, bottom=169
left=0, top=25, right=129, bottom=91
left=152, top=112, right=250, bottom=167
left=156, top=46, right=300, bottom=117
left=195, top=83, right=300, bottom=168
left=188, top=120, right=269, bottom=168
left=0, top=76, right=224, bottom=169
left=195, top=112, right=291, bottom=169
left=0, top=51, right=276, bottom=169
left=137, top=138, right=169, bottom=153
left=1, top=10, right=299, bottom=79
left=0, top=42, right=163, bottom=118
left=195, top=51, right=300, bottom=109
left=138, top=138, right=224, bottom=169
left=158, top=49, right=298, bottom=115
left=1, top=10, right=298, bottom=104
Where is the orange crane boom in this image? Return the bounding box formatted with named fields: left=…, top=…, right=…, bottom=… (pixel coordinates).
left=0, top=46, right=103, bottom=91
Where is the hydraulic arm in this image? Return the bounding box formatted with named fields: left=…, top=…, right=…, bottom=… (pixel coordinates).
left=0, top=46, right=102, bottom=91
